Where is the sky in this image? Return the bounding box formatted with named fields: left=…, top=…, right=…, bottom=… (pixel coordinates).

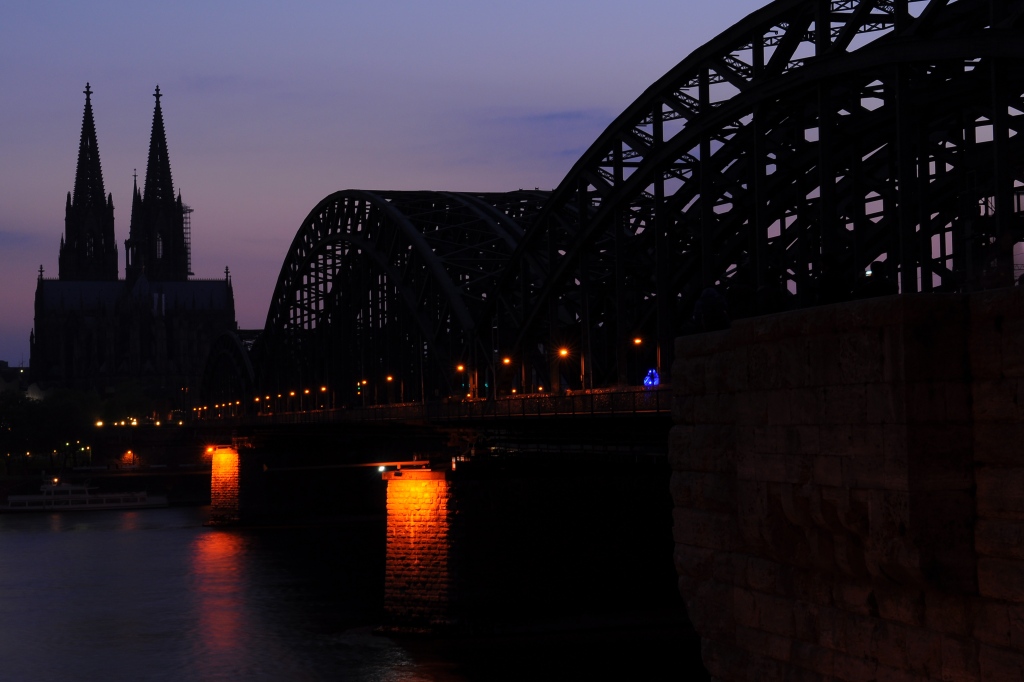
left=0, top=0, right=769, bottom=366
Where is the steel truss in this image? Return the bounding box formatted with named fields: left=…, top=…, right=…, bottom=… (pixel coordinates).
left=255, top=190, right=547, bottom=404
left=487, top=0, right=1024, bottom=391
left=207, top=0, right=1024, bottom=406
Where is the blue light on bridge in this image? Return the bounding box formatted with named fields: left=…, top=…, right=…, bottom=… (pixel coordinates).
left=643, top=369, right=660, bottom=388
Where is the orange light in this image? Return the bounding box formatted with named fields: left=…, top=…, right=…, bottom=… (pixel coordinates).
left=254, top=397, right=260, bottom=402
left=386, top=376, right=393, bottom=382
left=207, top=446, right=215, bottom=453
left=502, top=357, right=511, bottom=365
left=303, top=389, right=310, bottom=394
left=456, top=364, right=465, bottom=372
left=320, top=386, right=327, bottom=392
left=361, top=380, right=368, bottom=386
left=558, top=348, right=569, bottom=358
left=289, top=391, right=295, bottom=397
left=633, top=337, right=642, bottom=346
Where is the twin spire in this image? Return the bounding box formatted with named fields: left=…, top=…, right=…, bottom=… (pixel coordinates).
left=62, top=84, right=188, bottom=283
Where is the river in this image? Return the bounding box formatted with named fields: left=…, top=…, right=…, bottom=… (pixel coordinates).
left=0, top=506, right=706, bottom=681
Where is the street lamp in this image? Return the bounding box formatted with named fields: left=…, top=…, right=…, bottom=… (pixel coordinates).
left=633, top=337, right=642, bottom=385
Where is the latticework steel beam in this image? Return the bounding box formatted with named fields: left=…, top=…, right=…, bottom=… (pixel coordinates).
left=254, top=190, right=547, bottom=404
left=485, top=0, right=1024, bottom=391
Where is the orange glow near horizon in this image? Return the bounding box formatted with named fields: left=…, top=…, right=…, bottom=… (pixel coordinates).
left=558, top=348, right=569, bottom=358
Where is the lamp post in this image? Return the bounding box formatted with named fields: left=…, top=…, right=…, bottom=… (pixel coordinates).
left=633, top=337, right=643, bottom=385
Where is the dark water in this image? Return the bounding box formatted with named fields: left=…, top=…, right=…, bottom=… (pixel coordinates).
left=0, top=507, right=705, bottom=681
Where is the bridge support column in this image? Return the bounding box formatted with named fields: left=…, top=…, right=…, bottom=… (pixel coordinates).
left=210, top=445, right=240, bottom=523
left=672, top=290, right=1024, bottom=681
left=382, top=469, right=454, bottom=628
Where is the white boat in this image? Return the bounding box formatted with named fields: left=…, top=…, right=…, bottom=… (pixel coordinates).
left=5, top=479, right=169, bottom=512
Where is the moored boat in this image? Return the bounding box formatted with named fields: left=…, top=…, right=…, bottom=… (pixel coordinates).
left=5, top=478, right=168, bottom=512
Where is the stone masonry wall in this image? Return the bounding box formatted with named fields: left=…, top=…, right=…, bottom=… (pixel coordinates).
left=672, top=289, right=1024, bottom=681
left=383, top=470, right=453, bottom=627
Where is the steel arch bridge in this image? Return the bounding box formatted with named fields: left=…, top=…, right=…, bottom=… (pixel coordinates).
left=251, top=190, right=548, bottom=405
left=211, top=0, right=1024, bottom=409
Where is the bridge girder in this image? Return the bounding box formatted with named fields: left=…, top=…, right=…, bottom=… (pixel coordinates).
left=205, top=0, right=1024, bottom=408
left=256, top=190, right=548, bottom=405
left=484, top=0, right=1024, bottom=391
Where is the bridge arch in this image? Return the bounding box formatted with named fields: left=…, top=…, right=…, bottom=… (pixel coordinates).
left=485, top=0, right=1024, bottom=391
left=257, top=189, right=548, bottom=405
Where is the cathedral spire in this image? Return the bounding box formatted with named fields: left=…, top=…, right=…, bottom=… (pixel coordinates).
left=143, top=85, right=174, bottom=205
left=60, top=84, right=117, bottom=281
left=71, top=83, right=107, bottom=209
left=127, top=86, right=188, bottom=283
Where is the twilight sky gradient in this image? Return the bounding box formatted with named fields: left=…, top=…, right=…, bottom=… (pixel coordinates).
left=0, top=0, right=767, bottom=366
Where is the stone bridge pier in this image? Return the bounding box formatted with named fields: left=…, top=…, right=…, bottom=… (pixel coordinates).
left=672, top=289, right=1024, bottom=681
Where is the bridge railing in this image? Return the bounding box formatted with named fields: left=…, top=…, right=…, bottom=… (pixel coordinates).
left=240, top=386, right=670, bottom=425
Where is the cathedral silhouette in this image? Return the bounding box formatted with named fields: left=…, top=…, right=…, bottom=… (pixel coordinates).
left=30, top=84, right=237, bottom=412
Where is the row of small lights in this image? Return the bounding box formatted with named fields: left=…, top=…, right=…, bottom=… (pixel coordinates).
left=95, top=419, right=183, bottom=427
left=193, top=341, right=647, bottom=412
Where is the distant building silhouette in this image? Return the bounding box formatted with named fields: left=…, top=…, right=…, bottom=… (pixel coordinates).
left=30, top=85, right=236, bottom=410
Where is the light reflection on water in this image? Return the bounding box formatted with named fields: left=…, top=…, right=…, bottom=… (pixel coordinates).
left=0, top=506, right=703, bottom=681
left=0, top=507, right=423, bottom=682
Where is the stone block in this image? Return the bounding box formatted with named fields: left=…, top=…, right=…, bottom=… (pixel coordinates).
left=973, top=423, right=1024, bottom=465
left=903, top=626, right=942, bottom=678
left=755, top=590, right=798, bottom=638
left=832, top=581, right=875, bottom=617
left=671, top=393, right=694, bottom=424
left=693, top=391, right=736, bottom=425
left=821, top=384, right=868, bottom=425
left=978, top=557, right=1024, bottom=603
left=842, top=455, right=908, bottom=492
left=674, top=354, right=707, bottom=396
left=814, top=456, right=844, bottom=488
left=866, top=383, right=906, bottom=425
left=972, top=600, right=1010, bottom=647
left=971, top=380, right=1020, bottom=423
left=687, top=580, right=736, bottom=638
left=745, top=555, right=781, bottom=593
left=940, top=635, right=981, bottom=682
left=789, top=387, right=826, bottom=425
left=871, top=620, right=910, bottom=671
left=874, top=587, right=925, bottom=627
left=673, top=507, right=739, bottom=552
left=977, top=466, right=1024, bottom=520
left=670, top=470, right=736, bottom=512
left=669, top=423, right=735, bottom=474
left=766, top=388, right=794, bottom=425
left=976, top=519, right=1024, bottom=560
left=838, top=330, right=885, bottom=385
left=711, top=550, right=748, bottom=587
left=791, top=639, right=835, bottom=677
left=978, top=643, right=1024, bottom=682
left=737, top=452, right=813, bottom=485
left=674, top=543, right=715, bottom=583
left=736, top=625, right=793, bottom=662
left=924, top=591, right=970, bottom=637
left=785, top=425, right=822, bottom=456
left=831, top=650, right=880, bottom=682
left=748, top=343, right=784, bottom=390
left=735, top=389, right=770, bottom=424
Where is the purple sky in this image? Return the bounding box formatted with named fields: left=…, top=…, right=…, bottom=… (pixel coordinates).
left=0, top=0, right=767, bottom=366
